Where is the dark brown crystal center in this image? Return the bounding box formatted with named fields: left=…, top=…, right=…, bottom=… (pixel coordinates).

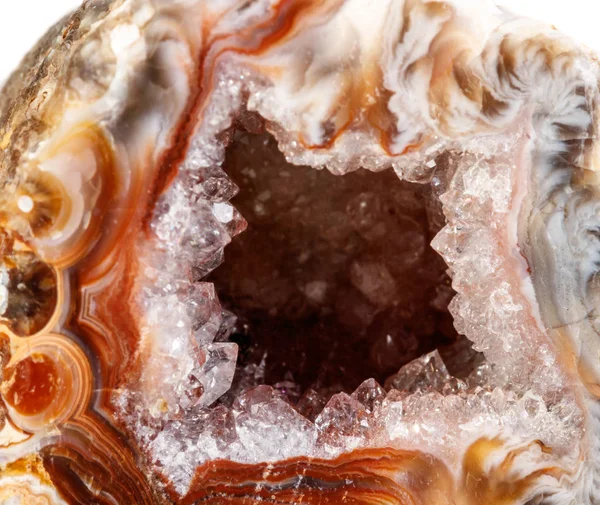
left=208, top=127, right=458, bottom=410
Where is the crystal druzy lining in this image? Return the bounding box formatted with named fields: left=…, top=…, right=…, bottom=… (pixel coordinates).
left=0, top=0, right=599, bottom=503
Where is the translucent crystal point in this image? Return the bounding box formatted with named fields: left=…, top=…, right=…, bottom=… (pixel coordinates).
left=385, top=350, right=451, bottom=393
left=315, top=393, right=370, bottom=452
left=351, top=378, right=385, bottom=412
left=234, top=386, right=316, bottom=461
left=193, top=343, right=238, bottom=407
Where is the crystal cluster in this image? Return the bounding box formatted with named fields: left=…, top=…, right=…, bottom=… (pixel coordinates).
left=130, top=109, right=583, bottom=496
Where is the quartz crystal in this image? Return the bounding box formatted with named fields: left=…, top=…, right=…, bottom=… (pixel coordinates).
left=0, top=0, right=598, bottom=504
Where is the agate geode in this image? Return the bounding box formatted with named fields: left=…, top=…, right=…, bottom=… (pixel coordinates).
left=0, top=0, right=599, bottom=503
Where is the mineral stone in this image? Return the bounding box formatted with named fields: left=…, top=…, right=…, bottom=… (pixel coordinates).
left=0, top=0, right=598, bottom=504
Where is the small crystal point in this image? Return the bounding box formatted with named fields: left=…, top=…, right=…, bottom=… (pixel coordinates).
left=385, top=350, right=451, bottom=393
left=351, top=378, right=385, bottom=412
left=193, top=342, right=238, bottom=408
left=215, top=309, right=237, bottom=341
left=189, top=282, right=222, bottom=345
left=316, top=392, right=369, bottom=440
left=296, top=388, right=327, bottom=422
left=233, top=385, right=287, bottom=411
left=234, top=385, right=316, bottom=461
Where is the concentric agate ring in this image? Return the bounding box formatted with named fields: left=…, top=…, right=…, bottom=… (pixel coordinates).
left=0, top=0, right=599, bottom=504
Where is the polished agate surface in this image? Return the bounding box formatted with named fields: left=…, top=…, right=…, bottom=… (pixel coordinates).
left=0, top=0, right=599, bottom=503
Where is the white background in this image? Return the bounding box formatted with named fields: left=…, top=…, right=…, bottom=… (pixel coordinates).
left=0, top=0, right=598, bottom=80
